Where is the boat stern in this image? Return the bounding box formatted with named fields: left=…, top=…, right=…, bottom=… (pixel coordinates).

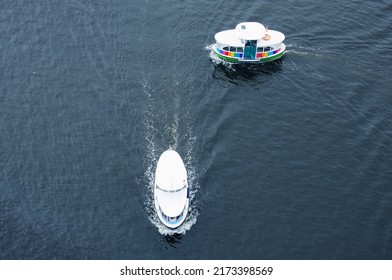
left=155, top=197, right=190, bottom=229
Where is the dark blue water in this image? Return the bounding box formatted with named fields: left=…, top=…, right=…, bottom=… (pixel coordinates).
left=1, top=0, right=391, bottom=259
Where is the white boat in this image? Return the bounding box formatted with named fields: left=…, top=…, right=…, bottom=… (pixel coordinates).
left=212, top=22, right=285, bottom=63
left=154, top=148, right=189, bottom=229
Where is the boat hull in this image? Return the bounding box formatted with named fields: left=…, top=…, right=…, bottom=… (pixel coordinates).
left=154, top=149, right=189, bottom=229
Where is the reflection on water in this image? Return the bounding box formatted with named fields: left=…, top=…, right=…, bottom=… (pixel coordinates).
left=211, top=58, right=284, bottom=86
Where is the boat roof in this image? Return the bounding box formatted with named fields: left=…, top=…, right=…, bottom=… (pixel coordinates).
left=156, top=188, right=187, bottom=217
left=214, top=22, right=285, bottom=46
left=258, top=30, right=286, bottom=46
left=215, top=30, right=243, bottom=47
left=235, top=22, right=266, bottom=40
left=155, top=150, right=187, bottom=191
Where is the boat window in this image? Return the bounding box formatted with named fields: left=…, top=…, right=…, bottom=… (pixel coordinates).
left=229, top=46, right=236, bottom=52
left=257, top=47, right=264, bottom=52
left=264, top=46, right=271, bottom=51
left=156, top=184, right=187, bottom=193
left=241, top=25, right=246, bottom=30
left=237, top=47, right=243, bottom=52
left=159, top=205, right=185, bottom=222
left=223, top=46, right=229, bottom=51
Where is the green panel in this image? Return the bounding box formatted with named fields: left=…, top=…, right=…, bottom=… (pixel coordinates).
left=216, top=53, right=239, bottom=62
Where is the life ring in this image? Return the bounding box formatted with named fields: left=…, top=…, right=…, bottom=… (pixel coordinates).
left=262, top=34, right=271, bottom=41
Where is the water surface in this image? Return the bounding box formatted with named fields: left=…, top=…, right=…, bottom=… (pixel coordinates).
left=1, top=0, right=391, bottom=259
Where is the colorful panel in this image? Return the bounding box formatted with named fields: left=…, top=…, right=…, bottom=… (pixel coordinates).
left=215, top=47, right=243, bottom=59
left=256, top=48, right=281, bottom=58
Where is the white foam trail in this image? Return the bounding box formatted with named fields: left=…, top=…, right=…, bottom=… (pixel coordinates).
left=284, top=43, right=331, bottom=59
left=140, top=71, right=200, bottom=236
left=206, top=44, right=236, bottom=70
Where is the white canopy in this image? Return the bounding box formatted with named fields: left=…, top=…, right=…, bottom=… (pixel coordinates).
left=155, top=150, right=187, bottom=191
left=235, top=22, right=266, bottom=40
left=214, top=30, right=243, bottom=47
left=156, top=188, right=187, bottom=217
left=155, top=150, right=188, bottom=217
left=257, top=30, right=285, bottom=46
left=215, top=22, right=285, bottom=47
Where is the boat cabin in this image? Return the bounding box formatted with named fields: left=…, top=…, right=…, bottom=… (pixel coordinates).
left=213, top=22, right=285, bottom=62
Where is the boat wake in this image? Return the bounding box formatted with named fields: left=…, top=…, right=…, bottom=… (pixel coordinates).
left=205, top=44, right=236, bottom=70
left=140, top=73, right=200, bottom=236
left=283, top=43, right=331, bottom=60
